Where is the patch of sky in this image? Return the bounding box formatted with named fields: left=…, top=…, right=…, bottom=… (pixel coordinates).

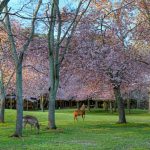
left=7, top=0, right=79, bottom=34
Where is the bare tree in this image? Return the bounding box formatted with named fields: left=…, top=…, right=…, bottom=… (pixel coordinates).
left=46, top=0, right=91, bottom=129
left=3, top=0, right=42, bottom=137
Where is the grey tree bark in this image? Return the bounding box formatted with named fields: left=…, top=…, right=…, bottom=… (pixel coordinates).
left=15, top=63, right=23, bottom=136
left=113, top=86, right=126, bottom=123
left=0, top=70, right=5, bottom=123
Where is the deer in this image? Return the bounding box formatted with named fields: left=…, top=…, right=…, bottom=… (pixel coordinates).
left=23, top=115, right=40, bottom=134
left=73, top=103, right=86, bottom=121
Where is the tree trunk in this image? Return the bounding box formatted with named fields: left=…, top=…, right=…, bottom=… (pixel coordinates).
left=47, top=0, right=57, bottom=129
left=148, top=92, right=150, bottom=112
left=103, top=101, right=108, bottom=111
left=13, top=64, right=23, bottom=137
left=48, top=88, right=57, bottom=129
left=109, top=101, right=113, bottom=113
left=76, top=101, right=79, bottom=109
left=95, top=101, right=98, bottom=108
left=40, top=95, right=44, bottom=112
left=127, top=99, right=130, bottom=114
left=137, top=100, right=140, bottom=109
left=87, top=99, right=90, bottom=111
left=26, top=99, right=28, bottom=111
left=113, top=86, right=126, bottom=123
left=0, top=70, right=5, bottom=123
left=114, top=100, right=117, bottom=112
left=149, top=98, right=150, bottom=112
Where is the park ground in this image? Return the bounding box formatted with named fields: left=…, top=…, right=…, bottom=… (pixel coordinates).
left=0, top=109, right=150, bottom=150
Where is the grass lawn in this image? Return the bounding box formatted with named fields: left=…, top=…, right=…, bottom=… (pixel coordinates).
left=0, top=109, right=150, bottom=150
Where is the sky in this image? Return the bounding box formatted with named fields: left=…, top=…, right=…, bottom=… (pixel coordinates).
left=7, top=0, right=78, bottom=33
left=9, top=0, right=74, bottom=10
left=8, top=0, right=76, bottom=22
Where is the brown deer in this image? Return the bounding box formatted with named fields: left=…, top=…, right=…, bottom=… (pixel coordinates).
left=23, top=115, right=40, bottom=134
left=73, top=109, right=85, bottom=121
left=73, top=104, right=86, bottom=121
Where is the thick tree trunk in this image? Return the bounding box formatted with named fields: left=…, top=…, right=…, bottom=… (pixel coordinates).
left=48, top=54, right=58, bottom=129
left=48, top=88, right=57, bottom=129
left=13, top=64, right=23, bottom=137
left=0, top=70, right=5, bottom=123
left=48, top=57, right=59, bottom=129
left=113, top=86, right=126, bottom=123
left=47, top=0, right=57, bottom=130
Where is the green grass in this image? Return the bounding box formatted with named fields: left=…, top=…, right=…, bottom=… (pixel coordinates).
left=0, top=109, right=150, bottom=150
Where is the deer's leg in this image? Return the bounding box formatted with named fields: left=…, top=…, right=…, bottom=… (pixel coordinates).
left=37, top=124, right=39, bottom=134
left=82, top=114, right=84, bottom=121
left=35, top=123, right=39, bottom=134
left=76, top=116, right=78, bottom=121
left=37, top=127, right=39, bottom=134
left=74, top=115, right=78, bottom=122
left=83, top=114, right=85, bottom=121
left=34, top=123, right=38, bottom=134
left=74, top=115, right=76, bottom=122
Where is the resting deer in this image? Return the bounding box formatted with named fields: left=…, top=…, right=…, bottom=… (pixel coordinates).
left=23, top=115, right=40, bottom=134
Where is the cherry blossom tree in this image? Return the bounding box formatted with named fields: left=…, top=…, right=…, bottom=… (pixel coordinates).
left=62, top=0, right=150, bottom=123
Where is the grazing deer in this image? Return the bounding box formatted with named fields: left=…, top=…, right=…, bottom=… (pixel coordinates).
left=23, top=115, right=40, bottom=134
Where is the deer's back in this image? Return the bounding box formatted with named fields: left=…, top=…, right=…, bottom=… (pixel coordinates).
left=74, top=110, right=85, bottom=116
left=23, top=115, right=38, bottom=124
